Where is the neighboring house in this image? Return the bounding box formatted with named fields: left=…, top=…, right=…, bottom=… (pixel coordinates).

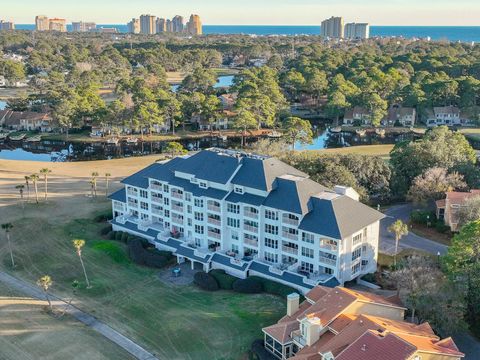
left=0, top=110, right=53, bottom=132
left=382, top=105, right=416, bottom=127
left=263, top=286, right=464, bottom=360
left=194, top=110, right=235, bottom=131
left=426, top=106, right=461, bottom=127
left=343, top=106, right=371, bottom=125
left=218, top=93, right=237, bottom=110
left=110, top=149, right=384, bottom=293
left=436, top=190, right=480, bottom=231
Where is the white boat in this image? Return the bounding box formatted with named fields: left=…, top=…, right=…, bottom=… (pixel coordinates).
left=26, top=135, right=42, bottom=142
left=8, top=133, right=26, bottom=141
left=267, top=130, right=282, bottom=138
left=0, top=133, right=7, bottom=140
left=126, top=137, right=138, bottom=144
left=355, top=129, right=367, bottom=137
left=375, top=128, right=386, bottom=137
left=107, top=137, right=119, bottom=145
left=329, top=126, right=342, bottom=133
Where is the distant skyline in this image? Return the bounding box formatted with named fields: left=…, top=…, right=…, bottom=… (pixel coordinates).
left=2, top=0, right=479, bottom=26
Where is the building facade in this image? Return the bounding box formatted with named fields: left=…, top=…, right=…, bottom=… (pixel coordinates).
left=321, top=17, right=344, bottom=39
left=263, top=286, right=464, bottom=360
left=140, top=14, right=156, bottom=35
left=127, top=18, right=140, bottom=34
left=0, top=21, right=15, bottom=31
left=72, top=21, right=96, bottom=32
left=110, top=149, right=384, bottom=292
left=35, top=15, right=49, bottom=31
left=172, top=15, right=184, bottom=33
left=49, top=18, right=67, bottom=32
left=436, top=190, right=480, bottom=231
left=187, top=14, right=202, bottom=35
left=156, top=18, right=166, bottom=33
left=427, top=106, right=462, bottom=127
left=344, top=22, right=370, bottom=39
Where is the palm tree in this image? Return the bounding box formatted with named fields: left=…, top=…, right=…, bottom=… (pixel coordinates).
left=39, top=168, right=51, bottom=201
left=15, top=184, right=25, bottom=209
left=24, top=176, right=30, bottom=202
left=1, top=223, right=15, bottom=268
left=73, top=239, right=90, bottom=288
left=91, top=172, right=99, bottom=198
left=30, top=174, right=40, bottom=204
left=105, top=173, right=111, bottom=196
left=388, top=219, right=409, bottom=266
left=37, top=275, right=53, bottom=310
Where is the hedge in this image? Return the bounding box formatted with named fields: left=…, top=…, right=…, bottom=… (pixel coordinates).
left=115, top=231, right=123, bottom=241
left=121, top=232, right=129, bottom=243
left=94, top=210, right=113, bottom=223
left=194, top=271, right=219, bottom=291
left=126, top=238, right=173, bottom=268
left=233, top=277, right=263, bottom=294
left=250, top=339, right=276, bottom=360
left=100, top=224, right=112, bottom=236
left=210, top=269, right=237, bottom=290
left=251, top=276, right=299, bottom=298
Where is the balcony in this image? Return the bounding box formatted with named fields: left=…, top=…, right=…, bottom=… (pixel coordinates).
left=282, top=231, right=298, bottom=241
left=128, top=201, right=138, bottom=209
left=151, top=208, right=163, bottom=216
left=151, top=196, right=163, bottom=204
left=291, top=330, right=306, bottom=347
left=171, top=191, right=183, bottom=200
left=172, top=217, right=184, bottom=225
left=171, top=204, right=183, bottom=213
left=127, top=189, right=138, bottom=197
left=114, top=203, right=124, bottom=211
left=207, top=217, right=221, bottom=226
left=244, top=210, right=258, bottom=219
left=282, top=245, right=298, bottom=255
left=319, top=243, right=338, bottom=252
left=207, top=204, right=221, bottom=212
left=319, top=256, right=337, bottom=266
left=244, top=238, right=258, bottom=247
left=282, top=217, right=299, bottom=226
left=208, top=231, right=221, bottom=240
left=150, top=184, right=162, bottom=192
left=244, top=224, right=258, bottom=233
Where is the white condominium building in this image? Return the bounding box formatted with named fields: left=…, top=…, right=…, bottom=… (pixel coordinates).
left=321, top=17, right=344, bottom=39
left=345, top=22, right=370, bottom=39
left=110, top=149, right=384, bottom=293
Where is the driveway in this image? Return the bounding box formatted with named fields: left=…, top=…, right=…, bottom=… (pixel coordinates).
left=380, top=203, right=448, bottom=255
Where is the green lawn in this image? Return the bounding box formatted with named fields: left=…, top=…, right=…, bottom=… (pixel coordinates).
left=2, top=201, right=285, bottom=360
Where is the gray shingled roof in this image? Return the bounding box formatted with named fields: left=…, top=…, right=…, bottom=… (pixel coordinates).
left=108, top=188, right=126, bottom=203
left=224, top=192, right=266, bottom=206
left=299, top=195, right=385, bottom=239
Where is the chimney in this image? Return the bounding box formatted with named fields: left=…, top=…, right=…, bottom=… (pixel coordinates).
left=287, top=293, right=300, bottom=316
left=334, top=185, right=359, bottom=201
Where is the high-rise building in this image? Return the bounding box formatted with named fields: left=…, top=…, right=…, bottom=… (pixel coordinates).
left=320, top=16, right=344, bottom=39
left=156, top=18, right=166, bottom=33
left=344, top=22, right=370, bottom=40
left=140, top=14, right=156, bottom=35
left=72, top=21, right=96, bottom=32
left=172, top=15, right=184, bottom=33
left=35, top=15, right=49, bottom=31
left=0, top=20, right=15, bottom=31
left=186, top=14, right=202, bottom=35
left=49, top=18, right=67, bottom=32
left=128, top=18, right=140, bottom=34
left=166, top=19, right=173, bottom=33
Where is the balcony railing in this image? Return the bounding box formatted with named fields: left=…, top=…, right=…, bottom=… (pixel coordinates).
left=282, top=245, right=298, bottom=255
left=208, top=231, right=221, bottom=240
left=114, top=203, right=124, bottom=211
left=319, top=244, right=338, bottom=252
left=282, top=217, right=299, bottom=226
left=171, top=192, right=183, bottom=200
left=172, top=217, right=184, bottom=225
left=244, top=238, right=259, bottom=247
left=244, top=224, right=258, bottom=233
left=291, top=330, right=306, bottom=346
left=319, top=256, right=337, bottom=266
left=151, top=196, right=163, bottom=204
left=207, top=218, right=221, bottom=226
left=282, top=231, right=298, bottom=241
left=244, top=210, right=258, bottom=219
left=207, top=204, right=221, bottom=212
left=151, top=208, right=163, bottom=215
left=171, top=204, right=183, bottom=212
left=128, top=201, right=138, bottom=208
left=127, top=189, right=138, bottom=197
left=150, top=184, right=162, bottom=191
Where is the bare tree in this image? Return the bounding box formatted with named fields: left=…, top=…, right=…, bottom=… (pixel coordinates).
left=457, top=195, right=480, bottom=227
left=1, top=223, right=15, bottom=268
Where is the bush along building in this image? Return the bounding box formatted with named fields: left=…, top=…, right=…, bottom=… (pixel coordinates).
left=263, top=286, right=464, bottom=360
left=110, top=149, right=384, bottom=293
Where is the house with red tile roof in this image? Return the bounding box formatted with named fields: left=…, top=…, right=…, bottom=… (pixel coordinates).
left=436, top=190, right=480, bottom=231
left=262, top=285, right=463, bottom=360
left=0, top=109, right=53, bottom=132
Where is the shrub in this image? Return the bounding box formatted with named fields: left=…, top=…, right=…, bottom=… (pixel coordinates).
left=250, top=339, right=274, bottom=360
left=253, top=277, right=297, bottom=298
left=410, top=210, right=435, bottom=225
left=194, top=271, right=219, bottom=291
left=233, top=277, right=263, bottom=294
left=210, top=269, right=237, bottom=290
left=94, top=210, right=112, bottom=223
left=115, top=231, right=123, bottom=241
left=435, top=221, right=450, bottom=233
left=108, top=231, right=116, bottom=240
left=120, top=232, right=129, bottom=243
left=127, top=238, right=145, bottom=265
left=100, top=224, right=112, bottom=236
left=92, top=241, right=129, bottom=264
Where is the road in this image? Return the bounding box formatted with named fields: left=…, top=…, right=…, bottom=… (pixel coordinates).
left=379, top=203, right=448, bottom=255
left=0, top=271, right=159, bottom=360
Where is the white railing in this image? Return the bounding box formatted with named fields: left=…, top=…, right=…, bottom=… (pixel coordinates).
left=244, top=238, right=258, bottom=247
left=319, top=244, right=338, bottom=252
left=150, top=184, right=162, bottom=191
left=244, top=225, right=258, bottom=233
left=151, top=196, right=163, bottom=204
left=207, top=204, right=221, bottom=212
left=282, top=231, right=298, bottom=241
left=128, top=202, right=138, bottom=208
left=207, top=218, right=221, bottom=226
left=282, top=217, right=299, bottom=226
left=114, top=203, right=124, bottom=211
left=171, top=204, right=183, bottom=212
left=208, top=231, right=221, bottom=240
left=244, top=210, right=258, bottom=219
left=171, top=192, right=183, bottom=200
left=319, top=257, right=337, bottom=266
left=127, top=189, right=138, bottom=196
left=151, top=208, right=163, bottom=215
left=282, top=245, right=298, bottom=255
left=172, top=217, right=183, bottom=225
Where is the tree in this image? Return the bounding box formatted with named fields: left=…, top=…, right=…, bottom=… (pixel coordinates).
left=164, top=142, right=187, bottom=157
left=1, top=223, right=15, bottom=268
left=39, top=168, right=51, bottom=201
left=457, top=196, right=480, bottom=227
left=30, top=174, right=40, bottom=204
left=444, top=221, right=480, bottom=332
left=15, top=184, right=25, bottom=209
left=73, top=239, right=91, bottom=288
left=363, top=92, right=388, bottom=127
left=232, top=109, right=257, bottom=148
left=105, top=173, right=111, bottom=197
left=24, top=176, right=30, bottom=202
left=407, top=167, right=466, bottom=205
left=388, top=219, right=408, bottom=265
left=283, top=117, right=313, bottom=149
left=91, top=172, right=99, bottom=198
left=37, top=275, right=53, bottom=311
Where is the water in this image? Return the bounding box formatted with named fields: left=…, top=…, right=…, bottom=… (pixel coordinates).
left=0, top=101, right=6, bottom=110
left=171, top=75, right=234, bottom=92
left=13, top=25, right=480, bottom=42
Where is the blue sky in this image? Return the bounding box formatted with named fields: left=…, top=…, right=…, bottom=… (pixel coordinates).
left=3, top=0, right=479, bottom=25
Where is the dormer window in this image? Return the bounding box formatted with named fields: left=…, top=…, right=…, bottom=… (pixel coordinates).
left=234, top=186, right=244, bottom=194
left=190, top=176, right=198, bottom=184
left=199, top=182, right=208, bottom=189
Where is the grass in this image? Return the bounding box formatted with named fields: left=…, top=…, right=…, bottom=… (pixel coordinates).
left=315, top=144, right=394, bottom=159
left=377, top=248, right=435, bottom=268
left=0, top=282, right=134, bottom=360
left=0, top=200, right=285, bottom=360
left=408, top=223, right=452, bottom=246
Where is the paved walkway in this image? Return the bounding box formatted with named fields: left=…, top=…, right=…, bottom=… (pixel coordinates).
left=380, top=204, right=448, bottom=255
left=0, top=271, right=159, bottom=360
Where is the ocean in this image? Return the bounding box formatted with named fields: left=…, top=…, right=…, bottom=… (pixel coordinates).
left=12, top=25, right=480, bottom=43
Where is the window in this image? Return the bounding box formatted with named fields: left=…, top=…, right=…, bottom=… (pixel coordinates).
left=190, top=176, right=198, bottom=184
left=265, top=209, right=278, bottom=220
left=194, top=198, right=204, bottom=207
left=199, top=182, right=207, bottom=189
left=164, top=210, right=170, bottom=218
left=194, top=225, right=204, bottom=234
left=164, top=198, right=169, bottom=206
left=232, top=244, right=239, bottom=254
left=187, top=205, right=192, bottom=214
left=227, top=203, right=240, bottom=214
left=265, top=238, right=278, bottom=249
left=140, top=202, right=149, bottom=211
left=353, top=233, right=363, bottom=246
left=264, top=252, right=278, bottom=263
left=140, top=190, right=148, bottom=198
left=302, top=232, right=315, bottom=244
left=363, top=227, right=368, bottom=239
left=265, top=224, right=279, bottom=235
left=324, top=267, right=333, bottom=275
left=185, top=193, right=192, bottom=202
left=231, top=231, right=239, bottom=241
left=244, top=220, right=258, bottom=230
left=234, top=186, right=244, bottom=194
left=195, top=238, right=202, bottom=247
left=352, top=248, right=362, bottom=261
left=301, top=261, right=314, bottom=273
left=244, top=206, right=258, bottom=215
left=194, top=212, right=204, bottom=221
left=140, top=213, right=149, bottom=220
left=163, top=184, right=169, bottom=192
left=227, top=217, right=240, bottom=228
left=351, top=263, right=361, bottom=274
left=187, top=218, right=192, bottom=226
left=301, top=247, right=314, bottom=258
